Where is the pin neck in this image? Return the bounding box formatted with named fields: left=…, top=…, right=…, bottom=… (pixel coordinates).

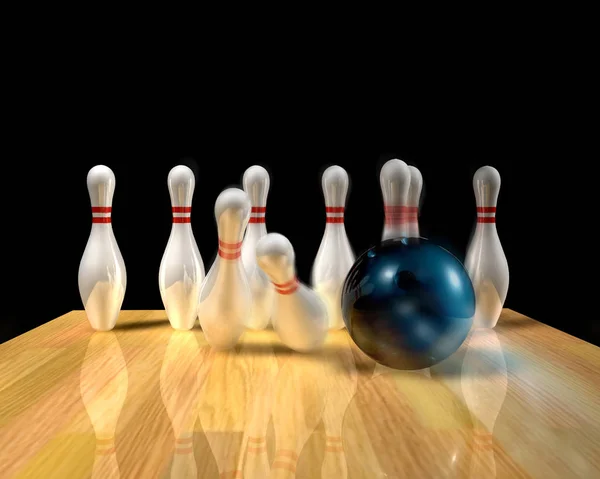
left=218, top=239, right=242, bottom=260
left=172, top=206, right=191, bottom=224
left=476, top=206, right=496, bottom=224
left=248, top=206, right=266, bottom=224
left=91, top=206, right=112, bottom=224
left=384, top=205, right=408, bottom=226
left=325, top=206, right=345, bottom=225
left=407, top=206, right=419, bottom=237
left=272, top=277, right=299, bottom=295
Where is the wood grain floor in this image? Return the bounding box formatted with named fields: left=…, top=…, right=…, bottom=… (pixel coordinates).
left=0, top=309, right=599, bottom=478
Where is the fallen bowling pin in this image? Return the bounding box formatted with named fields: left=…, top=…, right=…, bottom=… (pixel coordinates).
left=256, top=233, right=328, bottom=352
left=198, top=188, right=252, bottom=349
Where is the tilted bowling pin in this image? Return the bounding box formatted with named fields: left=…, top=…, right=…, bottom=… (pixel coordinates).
left=311, top=165, right=355, bottom=330
left=380, top=159, right=411, bottom=240
left=464, top=166, right=509, bottom=329
left=198, top=188, right=252, bottom=349
left=78, top=165, right=127, bottom=331
left=461, top=329, right=508, bottom=477
left=159, top=165, right=206, bottom=331
left=241, top=165, right=274, bottom=330
left=407, top=165, right=423, bottom=238
left=256, top=233, right=328, bottom=352
left=80, top=332, right=128, bottom=478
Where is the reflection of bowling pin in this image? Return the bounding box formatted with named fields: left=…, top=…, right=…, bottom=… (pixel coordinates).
left=160, top=331, right=204, bottom=478
left=270, top=354, right=327, bottom=478
left=238, top=330, right=279, bottom=477
left=198, top=188, right=252, bottom=349
left=407, top=166, right=423, bottom=238
left=78, top=165, right=126, bottom=331
left=464, top=166, right=509, bottom=329
left=321, top=332, right=358, bottom=478
left=159, top=165, right=206, bottom=331
left=198, top=347, right=249, bottom=477
left=311, top=165, right=355, bottom=330
left=461, top=329, right=508, bottom=478
left=241, top=165, right=275, bottom=330
left=256, top=233, right=328, bottom=352
left=80, top=332, right=128, bottom=478
left=380, top=159, right=411, bottom=240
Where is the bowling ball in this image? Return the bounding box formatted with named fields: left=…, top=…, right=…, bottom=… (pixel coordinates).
left=341, top=237, right=475, bottom=370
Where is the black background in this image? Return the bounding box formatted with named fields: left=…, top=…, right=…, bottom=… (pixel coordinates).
left=2, top=112, right=592, bottom=346
left=0, top=53, right=591, bottom=347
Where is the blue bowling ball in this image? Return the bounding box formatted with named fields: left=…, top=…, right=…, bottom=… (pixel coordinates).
left=341, top=237, right=475, bottom=370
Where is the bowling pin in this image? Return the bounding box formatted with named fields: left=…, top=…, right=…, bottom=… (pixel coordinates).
left=80, top=332, right=128, bottom=478
left=380, top=159, right=411, bottom=240
left=256, top=233, right=328, bottom=352
left=78, top=165, right=127, bottom=331
left=311, top=165, right=355, bottom=330
left=464, top=166, right=509, bottom=329
left=461, top=329, right=508, bottom=477
left=198, top=188, right=252, bottom=349
left=407, top=165, right=423, bottom=238
left=159, top=165, right=206, bottom=331
left=241, top=165, right=274, bottom=330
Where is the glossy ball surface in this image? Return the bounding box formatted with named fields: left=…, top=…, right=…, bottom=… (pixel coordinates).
left=341, top=237, right=475, bottom=370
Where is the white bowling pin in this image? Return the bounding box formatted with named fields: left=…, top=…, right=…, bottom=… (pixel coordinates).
left=407, top=165, right=423, bottom=238
left=311, top=166, right=355, bottom=330
left=159, top=165, right=206, bottom=331
left=198, top=188, right=252, bottom=349
left=241, top=165, right=274, bottom=330
left=256, top=233, right=328, bottom=352
left=464, top=166, right=509, bottom=329
left=380, top=159, right=411, bottom=240
left=78, top=165, right=127, bottom=331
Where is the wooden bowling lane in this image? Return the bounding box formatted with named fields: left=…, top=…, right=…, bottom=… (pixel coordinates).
left=236, top=329, right=279, bottom=478
left=0, top=309, right=599, bottom=478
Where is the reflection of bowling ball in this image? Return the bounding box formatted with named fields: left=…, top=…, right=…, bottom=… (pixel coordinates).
left=341, top=237, right=475, bottom=370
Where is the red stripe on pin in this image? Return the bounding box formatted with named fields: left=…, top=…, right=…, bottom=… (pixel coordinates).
left=92, top=217, right=111, bottom=223
left=326, top=207, right=344, bottom=213
left=173, top=217, right=191, bottom=223
left=218, top=249, right=241, bottom=259
left=477, top=217, right=496, bottom=223
left=384, top=205, right=408, bottom=213
left=172, top=206, right=192, bottom=213
left=251, top=206, right=266, bottom=213
left=477, top=207, right=496, bottom=213
left=326, top=217, right=344, bottom=223
left=218, top=239, right=242, bottom=260
left=384, top=205, right=408, bottom=224
left=272, top=277, right=299, bottom=294
left=91, top=206, right=112, bottom=213
left=249, top=217, right=266, bottom=223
